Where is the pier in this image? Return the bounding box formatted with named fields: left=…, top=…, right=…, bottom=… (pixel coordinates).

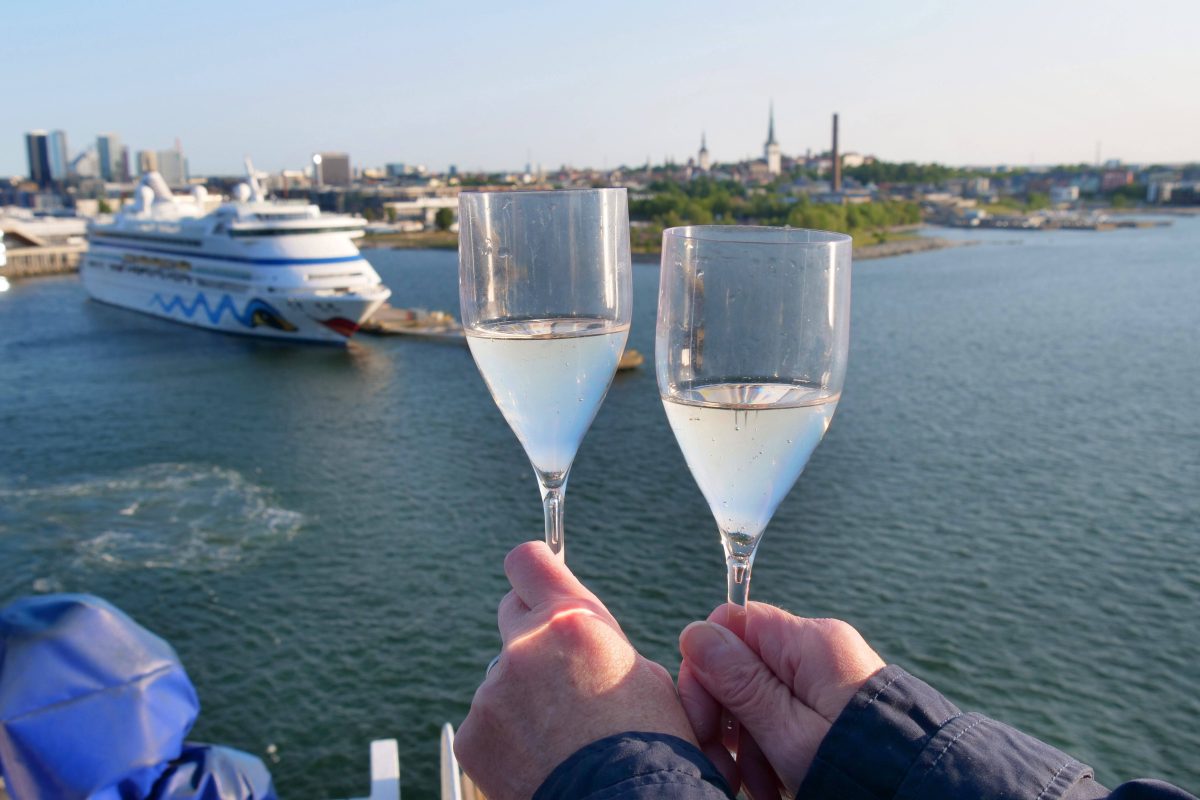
left=0, top=220, right=86, bottom=280
left=359, top=304, right=645, bottom=369
left=359, top=305, right=466, bottom=341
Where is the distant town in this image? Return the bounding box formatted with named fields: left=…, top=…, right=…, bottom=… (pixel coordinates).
left=6, top=108, right=1199, bottom=265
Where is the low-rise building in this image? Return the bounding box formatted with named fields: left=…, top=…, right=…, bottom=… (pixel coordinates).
left=1101, top=169, right=1133, bottom=192
left=841, top=152, right=867, bottom=169
left=382, top=196, right=459, bottom=229
left=0, top=211, right=88, bottom=278
left=1050, top=185, right=1080, bottom=205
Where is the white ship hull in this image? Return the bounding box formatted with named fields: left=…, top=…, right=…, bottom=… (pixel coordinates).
left=81, top=169, right=391, bottom=345
left=82, top=256, right=388, bottom=344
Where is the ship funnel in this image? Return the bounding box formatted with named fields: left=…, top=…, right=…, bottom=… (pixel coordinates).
left=135, top=184, right=155, bottom=212
left=142, top=172, right=174, bottom=202
left=243, top=156, right=265, bottom=202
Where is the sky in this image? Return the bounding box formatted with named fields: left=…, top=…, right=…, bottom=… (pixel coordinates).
left=6, top=0, right=1199, bottom=176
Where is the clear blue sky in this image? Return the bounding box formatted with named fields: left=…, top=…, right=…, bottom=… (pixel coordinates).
left=7, top=0, right=1198, bottom=176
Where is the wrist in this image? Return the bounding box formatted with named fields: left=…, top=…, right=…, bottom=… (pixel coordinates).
left=534, top=732, right=734, bottom=800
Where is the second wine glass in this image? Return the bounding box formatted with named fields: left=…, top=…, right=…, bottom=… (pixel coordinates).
left=459, top=189, right=632, bottom=558
left=655, top=225, right=852, bottom=623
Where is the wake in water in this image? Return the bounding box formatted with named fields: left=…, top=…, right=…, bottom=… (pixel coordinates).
left=0, top=463, right=303, bottom=573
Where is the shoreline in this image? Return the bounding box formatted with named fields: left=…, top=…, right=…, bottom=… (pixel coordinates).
left=361, top=230, right=975, bottom=261
left=854, top=237, right=976, bottom=260
left=358, top=231, right=458, bottom=250
left=1102, top=206, right=1200, bottom=217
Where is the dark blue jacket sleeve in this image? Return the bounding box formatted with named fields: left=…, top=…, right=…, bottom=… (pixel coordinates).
left=534, top=666, right=1193, bottom=799
left=798, top=665, right=1197, bottom=800
left=532, top=732, right=733, bottom=799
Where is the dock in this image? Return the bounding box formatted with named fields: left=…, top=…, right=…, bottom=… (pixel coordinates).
left=360, top=304, right=644, bottom=369
left=359, top=305, right=466, bottom=341
left=936, top=213, right=1172, bottom=232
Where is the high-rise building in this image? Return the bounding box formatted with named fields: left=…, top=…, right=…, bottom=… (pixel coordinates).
left=96, top=133, right=122, bottom=181
left=315, top=152, right=352, bottom=187
left=71, top=148, right=99, bottom=179
left=157, top=144, right=188, bottom=186
left=137, top=150, right=158, bottom=175
left=25, top=131, right=52, bottom=187
left=119, top=146, right=132, bottom=182
left=48, top=130, right=70, bottom=182
left=698, top=132, right=711, bottom=172
left=764, top=103, right=781, bottom=176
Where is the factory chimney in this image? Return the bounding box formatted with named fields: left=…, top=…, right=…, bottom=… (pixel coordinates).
left=832, top=113, right=842, bottom=193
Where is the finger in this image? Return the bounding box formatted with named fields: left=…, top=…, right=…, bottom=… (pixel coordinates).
left=678, top=660, right=723, bottom=744
left=497, top=590, right=529, bottom=644
left=504, top=541, right=598, bottom=609
left=737, top=728, right=782, bottom=800
left=707, top=602, right=734, bottom=628
left=730, top=602, right=884, bottom=722
left=680, top=620, right=828, bottom=738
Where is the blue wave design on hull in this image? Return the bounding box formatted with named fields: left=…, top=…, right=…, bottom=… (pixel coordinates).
left=150, top=293, right=297, bottom=332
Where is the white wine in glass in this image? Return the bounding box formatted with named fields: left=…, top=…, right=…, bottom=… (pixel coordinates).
left=656, top=226, right=852, bottom=617
left=459, top=190, right=632, bottom=557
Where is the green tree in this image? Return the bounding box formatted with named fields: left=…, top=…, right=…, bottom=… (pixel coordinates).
left=98, top=198, right=113, bottom=214
left=1025, top=192, right=1051, bottom=211
left=386, top=206, right=397, bottom=223
left=434, top=207, right=455, bottom=231
left=1108, top=184, right=1145, bottom=206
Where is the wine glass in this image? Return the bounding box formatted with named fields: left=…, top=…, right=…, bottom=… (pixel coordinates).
left=459, top=189, right=632, bottom=558
left=656, top=226, right=852, bottom=624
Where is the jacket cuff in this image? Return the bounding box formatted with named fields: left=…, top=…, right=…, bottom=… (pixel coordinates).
left=534, top=732, right=733, bottom=800
left=799, top=665, right=1093, bottom=800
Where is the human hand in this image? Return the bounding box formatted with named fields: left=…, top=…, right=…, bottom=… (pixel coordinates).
left=678, top=602, right=885, bottom=799
left=454, top=542, right=697, bottom=800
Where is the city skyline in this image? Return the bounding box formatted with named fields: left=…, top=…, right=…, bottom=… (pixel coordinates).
left=6, top=0, right=1199, bottom=177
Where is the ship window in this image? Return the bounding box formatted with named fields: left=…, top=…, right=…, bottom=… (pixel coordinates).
left=194, top=266, right=252, bottom=281
left=229, top=227, right=358, bottom=237
left=92, top=230, right=203, bottom=247
left=308, top=272, right=364, bottom=280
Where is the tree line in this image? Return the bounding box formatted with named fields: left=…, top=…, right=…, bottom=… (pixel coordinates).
left=628, top=177, right=920, bottom=245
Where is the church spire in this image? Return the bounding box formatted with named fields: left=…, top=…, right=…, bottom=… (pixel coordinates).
left=764, top=102, right=781, bottom=175
left=698, top=131, right=711, bottom=171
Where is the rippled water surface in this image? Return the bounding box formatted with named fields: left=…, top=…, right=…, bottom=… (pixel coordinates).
left=1, top=219, right=1197, bottom=797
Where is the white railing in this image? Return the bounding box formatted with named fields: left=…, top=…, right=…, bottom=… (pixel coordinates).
left=339, top=739, right=400, bottom=800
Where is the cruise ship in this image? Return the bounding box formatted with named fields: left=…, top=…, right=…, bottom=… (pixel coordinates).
left=81, top=164, right=390, bottom=343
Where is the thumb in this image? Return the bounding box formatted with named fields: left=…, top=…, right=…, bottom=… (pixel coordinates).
left=679, top=621, right=792, bottom=735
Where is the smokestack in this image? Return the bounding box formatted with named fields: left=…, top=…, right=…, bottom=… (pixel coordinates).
left=832, top=113, right=842, bottom=193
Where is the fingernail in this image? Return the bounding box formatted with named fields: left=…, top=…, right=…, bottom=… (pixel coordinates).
left=680, top=622, right=735, bottom=670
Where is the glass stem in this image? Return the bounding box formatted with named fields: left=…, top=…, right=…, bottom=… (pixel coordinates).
left=724, top=556, right=752, bottom=638
left=542, top=487, right=565, bottom=557
left=721, top=531, right=758, bottom=617
left=726, top=557, right=752, bottom=606
left=720, top=536, right=757, bottom=748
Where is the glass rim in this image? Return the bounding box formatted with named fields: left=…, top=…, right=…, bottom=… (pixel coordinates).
left=663, top=224, right=852, bottom=246
left=458, top=187, right=627, bottom=198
